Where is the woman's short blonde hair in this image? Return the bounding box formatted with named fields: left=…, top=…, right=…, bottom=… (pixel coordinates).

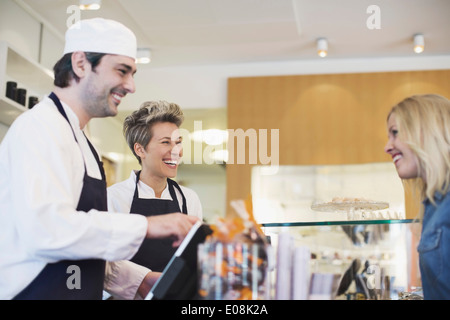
left=388, top=94, right=450, bottom=207
left=123, top=100, right=184, bottom=164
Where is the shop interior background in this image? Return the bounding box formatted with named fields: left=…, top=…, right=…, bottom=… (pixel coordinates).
left=1, top=0, right=450, bottom=223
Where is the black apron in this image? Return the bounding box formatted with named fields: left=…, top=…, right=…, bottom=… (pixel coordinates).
left=129, top=170, right=188, bottom=272
left=13, top=92, right=107, bottom=300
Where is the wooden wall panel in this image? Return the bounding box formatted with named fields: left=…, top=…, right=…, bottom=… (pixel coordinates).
left=226, top=70, right=450, bottom=218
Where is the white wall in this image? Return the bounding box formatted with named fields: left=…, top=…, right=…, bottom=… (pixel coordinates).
left=0, top=0, right=41, bottom=62
left=0, top=0, right=64, bottom=69
left=123, top=54, right=450, bottom=111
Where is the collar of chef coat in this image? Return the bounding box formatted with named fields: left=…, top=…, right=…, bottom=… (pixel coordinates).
left=130, top=170, right=173, bottom=200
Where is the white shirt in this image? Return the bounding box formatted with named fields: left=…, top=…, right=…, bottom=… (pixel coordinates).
left=0, top=96, right=148, bottom=300
left=108, top=170, right=203, bottom=220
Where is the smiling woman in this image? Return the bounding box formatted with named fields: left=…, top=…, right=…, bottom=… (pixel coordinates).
left=384, top=113, right=420, bottom=181
left=384, top=94, right=450, bottom=300
left=385, top=94, right=450, bottom=195
left=107, top=100, right=203, bottom=272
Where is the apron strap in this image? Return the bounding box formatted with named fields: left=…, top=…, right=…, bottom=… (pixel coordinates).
left=167, top=179, right=188, bottom=214
left=48, top=92, right=106, bottom=181
left=133, top=170, right=187, bottom=214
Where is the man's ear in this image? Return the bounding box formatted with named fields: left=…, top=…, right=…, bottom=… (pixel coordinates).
left=71, top=51, right=89, bottom=78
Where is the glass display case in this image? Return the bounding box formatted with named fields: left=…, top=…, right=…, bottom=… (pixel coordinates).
left=251, top=163, right=406, bottom=224
left=262, top=219, right=419, bottom=300
left=251, top=163, right=421, bottom=299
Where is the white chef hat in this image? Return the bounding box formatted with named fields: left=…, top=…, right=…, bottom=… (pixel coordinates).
left=64, top=18, right=137, bottom=60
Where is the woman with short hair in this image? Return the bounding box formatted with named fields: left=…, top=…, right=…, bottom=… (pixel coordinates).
left=108, top=101, right=203, bottom=272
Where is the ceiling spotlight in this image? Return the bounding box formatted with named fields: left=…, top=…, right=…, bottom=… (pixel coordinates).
left=79, top=0, right=101, bottom=10
left=317, top=38, right=328, bottom=58
left=136, top=48, right=151, bottom=64
left=413, top=34, right=424, bottom=54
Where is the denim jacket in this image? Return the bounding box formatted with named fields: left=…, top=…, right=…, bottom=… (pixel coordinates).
left=418, top=191, right=450, bottom=299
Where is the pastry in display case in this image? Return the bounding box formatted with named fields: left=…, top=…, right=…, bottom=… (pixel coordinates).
left=311, top=197, right=403, bottom=221
left=312, top=197, right=389, bottom=212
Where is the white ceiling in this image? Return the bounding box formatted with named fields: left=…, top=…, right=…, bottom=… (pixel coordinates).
left=21, top=0, right=450, bottom=68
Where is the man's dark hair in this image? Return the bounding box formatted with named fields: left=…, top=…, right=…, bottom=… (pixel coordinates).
left=53, top=52, right=106, bottom=88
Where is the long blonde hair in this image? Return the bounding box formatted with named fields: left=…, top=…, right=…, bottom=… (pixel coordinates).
left=388, top=94, right=450, bottom=211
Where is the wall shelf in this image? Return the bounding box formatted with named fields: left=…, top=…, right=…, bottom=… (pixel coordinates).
left=0, top=41, right=53, bottom=126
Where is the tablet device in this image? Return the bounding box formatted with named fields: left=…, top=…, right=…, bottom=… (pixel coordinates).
left=145, top=221, right=212, bottom=300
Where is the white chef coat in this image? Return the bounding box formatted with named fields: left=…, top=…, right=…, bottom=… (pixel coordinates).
left=0, top=96, right=148, bottom=300
left=107, top=170, right=203, bottom=220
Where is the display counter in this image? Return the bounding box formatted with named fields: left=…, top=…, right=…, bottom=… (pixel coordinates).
left=262, top=218, right=419, bottom=300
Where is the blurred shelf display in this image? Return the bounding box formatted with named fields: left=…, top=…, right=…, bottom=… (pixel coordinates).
left=263, top=219, right=420, bottom=300
left=0, top=41, right=53, bottom=126
left=251, top=163, right=418, bottom=299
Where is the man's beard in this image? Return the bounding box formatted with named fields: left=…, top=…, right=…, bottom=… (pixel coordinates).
left=83, top=79, right=118, bottom=118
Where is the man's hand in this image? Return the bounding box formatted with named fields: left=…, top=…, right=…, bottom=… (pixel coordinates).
left=146, top=213, right=200, bottom=247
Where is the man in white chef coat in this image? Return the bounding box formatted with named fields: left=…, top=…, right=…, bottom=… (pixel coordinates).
left=0, top=18, right=199, bottom=300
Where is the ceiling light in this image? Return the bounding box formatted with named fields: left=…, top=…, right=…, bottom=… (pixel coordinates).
left=210, top=150, right=229, bottom=163
left=79, top=0, right=101, bottom=10
left=136, top=48, right=151, bottom=64
left=413, top=33, right=424, bottom=54
left=191, top=129, right=228, bottom=146
left=317, top=38, right=328, bottom=58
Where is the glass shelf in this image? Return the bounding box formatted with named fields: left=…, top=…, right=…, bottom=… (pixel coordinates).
left=262, top=219, right=416, bottom=228
left=262, top=218, right=419, bottom=299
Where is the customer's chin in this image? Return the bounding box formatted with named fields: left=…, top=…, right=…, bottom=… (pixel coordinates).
left=397, top=170, right=418, bottom=180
